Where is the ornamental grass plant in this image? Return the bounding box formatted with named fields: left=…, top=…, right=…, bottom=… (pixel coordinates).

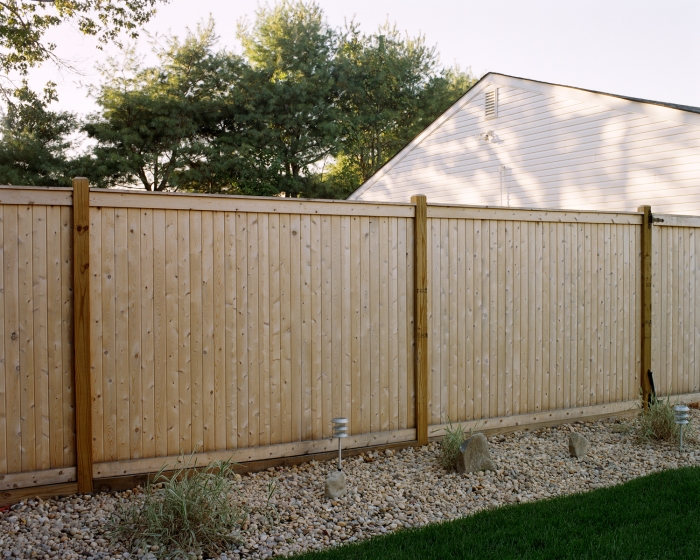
left=435, top=418, right=483, bottom=470
left=636, top=393, right=696, bottom=445
left=107, top=456, right=246, bottom=559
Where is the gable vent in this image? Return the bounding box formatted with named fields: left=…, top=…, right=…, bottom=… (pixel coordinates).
left=485, top=89, right=498, bottom=119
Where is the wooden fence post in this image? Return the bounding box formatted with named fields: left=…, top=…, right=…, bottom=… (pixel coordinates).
left=411, top=195, right=429, bottom=445
left=73, top=178, right=93, bottom=493
left=639, top=205, right=653, bottom=408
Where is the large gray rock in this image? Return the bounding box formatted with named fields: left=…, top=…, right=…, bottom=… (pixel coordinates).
left=569, top=432, right=589, bottom=458
left=324, top=470, right=347, bottom=499
left=455, top=433, right=497, bottom=474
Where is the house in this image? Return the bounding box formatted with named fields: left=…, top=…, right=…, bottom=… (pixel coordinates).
left=348, top=73, right=700, bottom=214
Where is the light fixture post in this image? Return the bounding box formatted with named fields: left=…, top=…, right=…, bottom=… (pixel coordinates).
left=331, top=417, right=348, bottom=471
left=673, top=404, right=690, bottom=451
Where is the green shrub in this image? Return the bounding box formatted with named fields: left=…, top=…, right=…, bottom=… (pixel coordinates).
left=636, top=394, right=695, bottom=444
left=107, top=457, right=246, bottom=559
left=435, top=417, right=468, bottom=470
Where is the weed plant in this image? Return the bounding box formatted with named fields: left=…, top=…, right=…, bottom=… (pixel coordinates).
left=107, top=456, right=246, bottom=559
left=636, top=393, right=696, bottom=445
left=435, top=418, right=482, bottom=470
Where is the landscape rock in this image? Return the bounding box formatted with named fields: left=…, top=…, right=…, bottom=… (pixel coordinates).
left=1, top=411, right=699, bottom=559
left=324, top=470, right=348, bottom=499
left=569, top=432, right=590, bottom=457
left=455, top=433, right=497, bottom=474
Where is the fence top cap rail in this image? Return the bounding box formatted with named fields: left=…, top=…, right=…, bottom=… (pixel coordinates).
left=89, top=188, right=417, bottom=217
left=0, top=185, right=74, bottom=206
left=427, top=202, right=644, bottom=224
left=89, top=187, right=415, bottom=207
left=0, top=185, right=72, bottom=191
left=427, top=201, right=643, bottom=217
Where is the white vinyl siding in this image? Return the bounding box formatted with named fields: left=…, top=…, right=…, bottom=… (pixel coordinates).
left=353, top=77, right=700, bottom=215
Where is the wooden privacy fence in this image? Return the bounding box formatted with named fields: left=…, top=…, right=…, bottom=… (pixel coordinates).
left=1, top=181, right=699, bottom=497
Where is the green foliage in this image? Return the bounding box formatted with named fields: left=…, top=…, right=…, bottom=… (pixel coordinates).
left=334, top=22, right=475, bottom=186
left=106, top=457, right=245, bottom=559
left=636, top=395, right=678, bottom=443
left=636, top=394, right=695, bottom=444
left=0, top=82, right=77, bottom=186
left=0, top=0, right=167, bottom=97
left=84, top=20, right=244, bottom=191
left=1, top=1, right=476, bottom=195
left=434, top=417, right=482, bottom=471
left=237, top=0, right=340, bottom=196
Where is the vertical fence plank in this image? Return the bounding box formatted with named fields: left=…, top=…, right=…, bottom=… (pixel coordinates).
left=310, top=215, right=322, bottom=440
left=448, top=219, right=458, bottom=422
left=396, top=218, right=407, bottom=428
left=164, top=210, right=179, bottom=454
left=212, top=211, right=225, bottom=450
left=465, top=219, right=475, bottom=421
left=370, top=217, right=381, bottom=431
left=504, top=221, right=513, bottom=417
left=350, top=217, right=362, bottom=435
left=140, top=209, right=155, bottom=458
left=541, top=224, right=550, bottom=413
left=189, top=211, right=203, bottom=452
left=512, top=221, right=520, bottom=416
left=290, top=214, right=301, bottom=441
left=497, top=220, right=506, bottom=418
left=72, top=178, right=92, bottom=493
left=411, top=196, right=428, bottom=445
left=223, top=212, right=237, bottom=449
left=457, top=219, right=466, bottom=422
left=331, top=216, right=343, bottom=426
left=576, top=224, right=585, bottom=407
left=200, top=212, right=215, bottom=452
left=269, top=213, right=281, bottom=446
left=46, top=206, right=63, bottom=472
left=300, top=215, right=312, bottom=440
left=279, top=214, right=292, bottom=443
left=88, top=207, right=102, bottom=464
left=257, top=213, right=269, bottom=447
left=33, top=206, right=49, bottom=470
left=474, top=220, right=483, bottom=419
left=152, top=210, right=166, bottom=457
left=236, top=213, right=249, bottom=449
left=128, top=209, right=142, bottom=459
left=18, top=204, right=35, bottom=472
left=5, top=206, right=20, bottom=473
left=258, top=214, right=270, bottom=447
left=101, top=208, right=116, bottom=462
left=341, top=217, right=352, bottom=427
left=60, top=206, right=75, bottom=468
left=321, top=216, right=332, bottom=438
left=389, top=218, right=399, bottom=431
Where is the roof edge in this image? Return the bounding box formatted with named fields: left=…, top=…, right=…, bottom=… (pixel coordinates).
left=348, top=72, right=700, bottom=201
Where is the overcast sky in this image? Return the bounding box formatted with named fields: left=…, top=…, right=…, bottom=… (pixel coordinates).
left=27, top=0, right=700, bottom=116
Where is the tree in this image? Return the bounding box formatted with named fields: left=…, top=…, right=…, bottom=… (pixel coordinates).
left=84, top=21, right=245, bottom=191
left=0, top=0, right=168, bottom=98
left=0, top=81, right=77, bottom=186
left=237, top=0, right=340, bottom=196
left=329, top=22, right=476, bottom=195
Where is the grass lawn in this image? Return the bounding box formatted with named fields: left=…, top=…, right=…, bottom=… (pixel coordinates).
left=295, top=466, right=700, bottom=560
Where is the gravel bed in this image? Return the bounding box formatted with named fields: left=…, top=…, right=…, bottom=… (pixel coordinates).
left=2, top=411, right=699, bottom=560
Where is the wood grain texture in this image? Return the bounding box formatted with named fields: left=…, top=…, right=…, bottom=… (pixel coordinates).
left=0, top=188, right=665, bottom=490
left=411, top=196, right=429, bottom=445
left=72, top=178, right=92, bottom=493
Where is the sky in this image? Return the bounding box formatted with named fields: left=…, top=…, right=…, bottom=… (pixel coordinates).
left=25, top=0, right=700, bottom=116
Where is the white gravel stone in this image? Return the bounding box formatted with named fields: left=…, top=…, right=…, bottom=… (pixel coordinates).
left=1, top=411, right=698, bottom=559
